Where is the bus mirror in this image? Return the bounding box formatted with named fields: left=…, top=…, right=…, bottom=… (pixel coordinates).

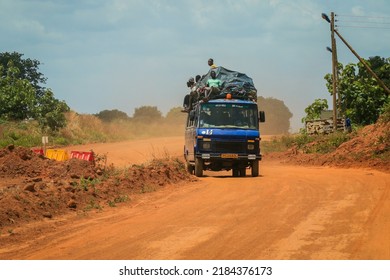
left=259, top=111, right=265, bottom=123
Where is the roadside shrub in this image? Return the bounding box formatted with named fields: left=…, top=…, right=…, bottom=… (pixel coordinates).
left=302, top=132, right=351, bottom=154
left=262, top=131, right=351, bottom=154
left=379, top=100, right=390, bottom=123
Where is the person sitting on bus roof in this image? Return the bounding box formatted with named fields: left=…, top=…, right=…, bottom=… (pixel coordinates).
left=188, top=75, right=202, bottom=109
left=204, top=71, right=222, bottom=100
left=208, top=58, right=217, bottom=69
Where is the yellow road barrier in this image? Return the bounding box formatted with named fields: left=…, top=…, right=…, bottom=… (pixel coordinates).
left=45, top=149, right=69, bottom=161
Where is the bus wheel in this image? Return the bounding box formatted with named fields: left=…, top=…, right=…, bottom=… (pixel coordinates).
left=195, top=158, right=203, bottom=177
left=186, top=162, right=194, bottom=174
left=251, top=160, right=259, bottom=177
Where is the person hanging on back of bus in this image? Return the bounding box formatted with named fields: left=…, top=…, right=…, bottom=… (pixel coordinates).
left=182, top=77, right=195, bottom=112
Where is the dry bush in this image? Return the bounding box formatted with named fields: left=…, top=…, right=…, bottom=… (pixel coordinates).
left=58, top=112, right=185, bottom=145
left=58, top=112, right=103, bottom=143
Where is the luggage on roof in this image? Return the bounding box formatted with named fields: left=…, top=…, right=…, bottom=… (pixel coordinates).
left=198, top=67, right=257, bottom=101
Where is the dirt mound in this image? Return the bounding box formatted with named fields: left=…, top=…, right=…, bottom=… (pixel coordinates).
left=0, top=145, right=195, bottom=228
left=266, top=122, right=390, bottom=172
left=0, top=145, right=97, bottom=179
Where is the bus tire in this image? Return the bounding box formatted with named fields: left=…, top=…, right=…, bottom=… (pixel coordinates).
left=251, top=160, right=259, bottom=177
left=195, top=158, right=203, bottom=177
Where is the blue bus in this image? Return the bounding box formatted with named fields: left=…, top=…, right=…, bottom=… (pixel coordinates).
left=184, top=96, right=265, bottom=177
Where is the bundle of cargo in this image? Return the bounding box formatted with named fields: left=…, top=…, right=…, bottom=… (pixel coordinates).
left=198, top=67, right=257, bottom=101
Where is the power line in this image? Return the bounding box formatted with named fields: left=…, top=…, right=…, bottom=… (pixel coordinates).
left=335, top=14, right=390, bottom=30
left=336, top=14, right=390, bottom=20
left=336, top=20, right=390, bottom=25
left=336, top=25, right=390, bottom=30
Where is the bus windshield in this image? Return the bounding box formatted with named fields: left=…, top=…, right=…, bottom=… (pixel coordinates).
left=198, top=103, right=258, bottom=129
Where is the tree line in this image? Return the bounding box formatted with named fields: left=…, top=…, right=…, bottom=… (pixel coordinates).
left=0, top=51, right=294, bottom=135
left=10, top=52, right=389, bottom=135
left=95, top=98, right=293, bottom=135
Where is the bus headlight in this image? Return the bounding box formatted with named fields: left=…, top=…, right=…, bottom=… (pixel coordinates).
left=247, top=144, right=255, bottom=150
left=202, top=142, right=211, bottom=150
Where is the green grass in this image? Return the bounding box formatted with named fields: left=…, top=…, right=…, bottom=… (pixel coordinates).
left=83, top=199, right=103, bottom=212
left=262, top=131, right=352, bottom=154
left=108, top=195, right=129, bottom=207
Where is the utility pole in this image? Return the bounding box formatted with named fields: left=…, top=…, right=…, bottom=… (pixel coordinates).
left=330, top=12, right=338, bottom=131
left=322, top=12, right=339, bottom=131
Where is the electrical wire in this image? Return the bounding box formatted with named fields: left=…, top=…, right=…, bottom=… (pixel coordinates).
left=336, top=20, right=390, bottom=25
left=336, top=14, right=390, bottom=20
left=336, top=25, right=390, bottom=30
left=335, top=14, right=390, bottom=30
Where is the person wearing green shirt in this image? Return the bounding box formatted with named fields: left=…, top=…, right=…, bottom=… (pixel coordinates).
left=205, top=71, right=222, bottom=100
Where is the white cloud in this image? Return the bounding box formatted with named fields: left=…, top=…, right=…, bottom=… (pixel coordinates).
left=351, top=6, right=365, bottom=16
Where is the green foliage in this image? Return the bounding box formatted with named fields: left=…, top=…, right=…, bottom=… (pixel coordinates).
left=262, top=132, right=351, bottom=154
left=301, top=99, right=328, bottom=123
left=95, top=109, right=129, bottom=122
left=0, top=120, right=42, bottom=147
left=302, top=132, right=351, bottom=154
left=261, top=135, right=295, bottom=153
left=0, top=51, right=47, bottom=97
left=359, top=56, right=390, bottom=87
left=84, top=200, right=102, bottom=211
left=108, top=195, right=129, bottom=207
left=0, top=52, right=70, bottom=131
left=261, top=134, right=313, bottom=153
left=379, top=99, right=390, bottom=123
left=0, top=64, right=36, bottom=120
left=257, top=96, right=293, bottom=134
left=79, top=177, right=100, bottom=192
left=33, top=89, right=70, bottom=131
left=324, top=56, right=390, bottom=126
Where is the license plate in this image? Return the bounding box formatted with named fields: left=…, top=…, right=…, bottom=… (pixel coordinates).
left=221, top=153, right=238, bottom=159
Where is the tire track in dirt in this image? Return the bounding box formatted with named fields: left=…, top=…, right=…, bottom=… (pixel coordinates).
left=350, top=181, right=390, bottom=259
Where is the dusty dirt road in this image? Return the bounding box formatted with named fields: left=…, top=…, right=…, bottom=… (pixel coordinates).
left=1, top=136, right=389, bottom=260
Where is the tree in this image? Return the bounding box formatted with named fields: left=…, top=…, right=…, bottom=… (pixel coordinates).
left=33, top=89, right=69, bottom=131
left=360, top=56, right=390, bottom=87
left=165, top=107, right=186, bottom=124
left=257, top=96, right=293, bottom=134
left=132, top=106, right=162, bottom=122
left=0, top=64, right=35, bottom=120
left=0, top=51, right=47, bottom=98
left=301, top=99, right=328, bottom=123
left=95, top=109, right=129, bottom=122
left=324, top=56, right=390, bottom=125
left=0, top=52, right=70, bottom=131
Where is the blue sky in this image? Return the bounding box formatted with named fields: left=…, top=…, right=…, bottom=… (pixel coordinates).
left=1, top=0, right=389, bottom=131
